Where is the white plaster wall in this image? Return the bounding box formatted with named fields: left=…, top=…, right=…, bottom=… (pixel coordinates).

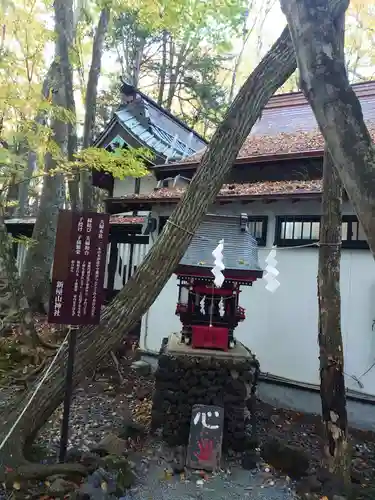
left=113, top=174, right=157, bottom=198
left=139, top=175, right=158, bottom=194
left=139, top=199, right=375, bottom=397
left=113, top=177, right=136, bottom=197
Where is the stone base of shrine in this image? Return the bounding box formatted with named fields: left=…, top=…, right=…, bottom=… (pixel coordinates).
left=151, top=333, right=260, bottom=451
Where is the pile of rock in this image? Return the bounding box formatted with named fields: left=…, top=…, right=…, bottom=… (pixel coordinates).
left=151, top=339, right=259, bottom=451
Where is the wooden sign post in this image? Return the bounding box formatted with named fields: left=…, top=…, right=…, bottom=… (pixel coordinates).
left=186, top=404, right=224, bottom=471
left=48, top=210, right=110, bottom=463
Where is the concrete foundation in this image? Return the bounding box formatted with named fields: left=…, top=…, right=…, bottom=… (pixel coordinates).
left=151, top=333, right=260, bottom=451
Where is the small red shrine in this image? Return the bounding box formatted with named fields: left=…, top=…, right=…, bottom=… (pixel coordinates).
left=174, top=214, right=263, bottom=351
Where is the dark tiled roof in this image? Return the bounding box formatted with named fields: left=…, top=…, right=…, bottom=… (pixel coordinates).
left=95, top=85, right=206, bottom=162
left=113, top=180, right=322, bottom=202
left=173, top=81, right=375, bottom=165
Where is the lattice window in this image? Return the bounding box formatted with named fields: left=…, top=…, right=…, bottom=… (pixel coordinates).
left=275, top=215, right=368, bottom=249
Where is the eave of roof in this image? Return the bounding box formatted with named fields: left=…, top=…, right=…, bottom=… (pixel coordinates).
left=5, top=216, right=146, bottom=226
left=106, top=180, right=323, bottom=207
left=153, top=149, right=324, bottom=171
left=110, top=215, right=146, bottom=225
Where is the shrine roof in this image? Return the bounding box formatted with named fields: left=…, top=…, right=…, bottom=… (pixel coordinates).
left=106, top=179, right=322, bottom=206
left=179, top=214, right=262, bottom=273
left=93, top=84, right=206, bottom=164
left=157, top=80, right=375, bottom=167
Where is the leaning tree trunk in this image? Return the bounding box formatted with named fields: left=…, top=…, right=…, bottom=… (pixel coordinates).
left=0, top=0, right=349, bottom=469
left=81, top=5, right=111, bottom=211
left=280, top=0, right=375, bottom=257
left=317, top=9, right=351, bottom=488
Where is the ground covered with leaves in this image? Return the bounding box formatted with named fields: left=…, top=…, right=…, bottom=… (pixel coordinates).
left=0, top=339, right=375, bottom=499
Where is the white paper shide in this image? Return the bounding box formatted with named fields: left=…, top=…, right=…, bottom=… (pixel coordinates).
left=211, top=239, right=225, bottom=288
left=263, top=246, right=280, bottom=293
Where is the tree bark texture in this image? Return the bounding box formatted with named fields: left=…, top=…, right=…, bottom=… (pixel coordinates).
left=20, top=9, right=68, bottom=312
left=280, top=0, right=375, bottom=258
left=317, top=10, right=350, bottom=486
left=58, top=0, right=80, bottom=212
left=0, top=0, right=349, bottom=465
left=318, top=153, right=350, bottom=484
left=81, top=6, right=111, bottom=212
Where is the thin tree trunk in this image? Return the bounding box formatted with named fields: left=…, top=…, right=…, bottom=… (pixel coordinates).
left=18, top=152, right=36, bottom=216
left=157, top=30, right=168, bottom=105
left=165, top=39, right=188, bottom=111
left=6, top=174, right=19, bottom=217
left=228, top=6, right=254, bottom=104
left=81, top=6, right=111, bottom=212
left=0, top=0, right=349, bottom=469
left=132, top=34, right=145, bottom=88
left=317, top=9, right=350, bottom=487
left=280, top=0, right=375, bottom=257
left=17, top=65, right=57, bottom=217
left=318, top=153, right=350, bottom=486
left=0, top=215, right=39, bottom=345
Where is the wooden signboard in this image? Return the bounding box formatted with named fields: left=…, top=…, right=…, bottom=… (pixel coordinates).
left=48, top=210, right=110, bottom=326
left=186, top=404, right=224, bottom=471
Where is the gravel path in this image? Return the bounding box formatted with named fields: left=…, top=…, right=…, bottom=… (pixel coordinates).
left=35, top=384, right=128, bottom=454
left=128, top=454, right=298, bottom=500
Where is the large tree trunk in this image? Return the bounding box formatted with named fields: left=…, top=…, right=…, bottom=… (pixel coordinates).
left=317, top=9, right=350, bottom=487
left=280, top=0, right=375, bottom=257
left=20, top=1, right=71, bottom=313
left=81, top=6, right=111, bottom=212
left=59, top=0, right=80, bottom=211
left=0, top=0, right=349, bottom=468
left=20, top=142, right=65, bottom=313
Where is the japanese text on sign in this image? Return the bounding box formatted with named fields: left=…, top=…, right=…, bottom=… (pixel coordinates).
left=186, top=404, right=224, bottom=472
left=48, top=211, right=110, bottom=326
